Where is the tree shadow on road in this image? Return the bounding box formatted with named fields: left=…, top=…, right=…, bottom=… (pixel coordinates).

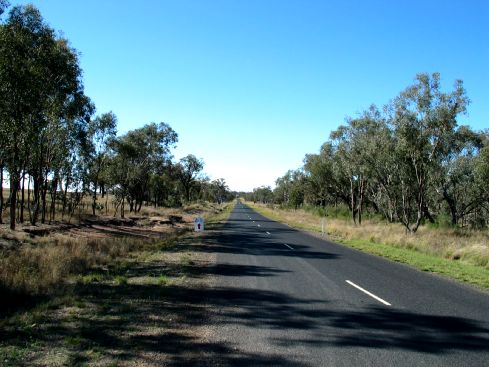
left=200, top=227, right=340, bottom=260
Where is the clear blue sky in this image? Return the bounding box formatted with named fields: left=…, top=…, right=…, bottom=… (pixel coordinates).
left=10, top=0, right=489, bottom=191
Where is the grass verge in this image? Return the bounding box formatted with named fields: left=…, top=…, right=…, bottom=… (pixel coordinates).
left=204, top=200, right=235, bottom=229
left=247, top=201, right=489, bottom=290
left=0, top=200, right=235, bottom=366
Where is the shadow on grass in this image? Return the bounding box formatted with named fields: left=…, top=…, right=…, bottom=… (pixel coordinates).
left=0, top=286, right=50, bottom=320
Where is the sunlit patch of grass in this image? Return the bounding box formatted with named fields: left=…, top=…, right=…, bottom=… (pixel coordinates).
left=114, top=275, right=128, bottom=285
left=78, top=273, right=106, bottom=284
left=157, top=275, right=169, bottom=285
left=180, top=253, right=194, bottom=266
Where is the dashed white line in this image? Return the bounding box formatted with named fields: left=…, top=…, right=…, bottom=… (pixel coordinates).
left=257, top=224, right=261, bottom=227
left=345, top=280, right=391, bottom=306
left=283, top=244, right=294, bottom=250
left=266, top=231, right=271, bottom=235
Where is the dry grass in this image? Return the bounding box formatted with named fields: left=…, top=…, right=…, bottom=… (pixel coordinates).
left=0, top=236, right=144, bottom=296
left=248, top=202, right=489, bottom=269
left=0, top=200, right=232, bottom=299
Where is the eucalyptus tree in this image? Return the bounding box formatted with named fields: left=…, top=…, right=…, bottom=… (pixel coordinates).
left=389, top=73, right=469, bottom=232
left=329, top=120, right=371, bottom=224
left=274, top=170, right=306, bottom=208
left=109, top=122, right=177, bottom=217
left=0, top=5, right=91, bottom=229
left=429, top=126, right=483, bottom=226
left=211, top=178, right=230, bottom=204
left=87, top=112, right=117, bottom=215
left=267, top=73, right=485, bottom=229
left=274, top=170, right=293, bottom=205
left=288, top=170, right=306, bottom=209
left=176, top=154, right=204, bottom=203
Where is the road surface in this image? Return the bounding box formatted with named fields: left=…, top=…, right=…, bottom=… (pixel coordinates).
left=202, top=202, right=489, bottom=366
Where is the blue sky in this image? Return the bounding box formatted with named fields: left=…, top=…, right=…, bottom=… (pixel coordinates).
left=9, top=0, right=489, bottom=191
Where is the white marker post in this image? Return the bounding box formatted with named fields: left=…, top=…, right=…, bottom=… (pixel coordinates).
left=194, top=217, right=204, bottom=232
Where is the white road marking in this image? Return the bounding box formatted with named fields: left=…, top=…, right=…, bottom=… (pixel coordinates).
left=253, top=221, right=255, bottom=223
left=266, top=231, right=271, bottom=235
left=283, top=244, right=294, bottom=250
left=257, top=224, right=261, bottom=227
left=345, top=280, right=391, bottom=306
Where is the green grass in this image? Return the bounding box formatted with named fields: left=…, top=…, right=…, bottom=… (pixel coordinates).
left=0, top=344, right=30, bottom=367
left=343, top=238, right=489, bottom=289
left=157, top=275, right=169, bottom=285
left=78, top=273, right=107, bottom=284
left=248, top=202, right=489, bottom=290
left=114, top=275, right=128, bottom=285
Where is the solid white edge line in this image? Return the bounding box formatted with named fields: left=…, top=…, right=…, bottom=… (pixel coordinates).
left=345, top=280, right=391, bottom=306
left=283, top=244, right=294, bottom=250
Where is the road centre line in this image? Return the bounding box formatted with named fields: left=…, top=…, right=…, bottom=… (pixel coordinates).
left=283, top=244, right=294, bottom=250
left=345, top=280, right=391, bottom=306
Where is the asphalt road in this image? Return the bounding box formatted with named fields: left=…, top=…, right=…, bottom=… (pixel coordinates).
left=203, top=201, right=489, bottom=366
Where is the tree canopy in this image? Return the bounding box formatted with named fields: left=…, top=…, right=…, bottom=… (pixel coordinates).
left=249, top=73, right=488, bottom=231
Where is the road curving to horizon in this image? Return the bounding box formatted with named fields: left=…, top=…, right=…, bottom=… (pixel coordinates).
left=202, top=201, right=489, bottom=366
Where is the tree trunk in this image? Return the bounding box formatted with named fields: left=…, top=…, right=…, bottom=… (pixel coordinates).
left=422, top=204, right=435, bottom=224
left=49, top=177, right=57, bottom=223
left=443, top=191, right=458, bottom=226
left=0, top=166, right=3, bottom=225
left=27, top=175, right=31, bottom=219
left=9, top=175, right=18, bottom=230
left=357, top=176, right=365, bottom=225
left=62, top=177, right=70, bottom=218
left=19, top=168, right=25, bottom=223
left=30, top=172, right=41, bottom=225
left=350, top=178, right=356, bottom=224
left=41, top=173, right=48, bottom=224
left=92, top=182, right=97, bottom=216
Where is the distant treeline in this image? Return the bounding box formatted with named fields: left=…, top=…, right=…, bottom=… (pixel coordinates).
left=246, top=73, right=489, bottom=232
left=0, top=4, right=233, bottom=230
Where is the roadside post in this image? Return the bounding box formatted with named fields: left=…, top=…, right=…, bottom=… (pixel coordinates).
left=321, top=217, right=325, bottom=237
left=193, top=217, right=204, bottom=242
left=194, top=217, right=204, bottom=232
